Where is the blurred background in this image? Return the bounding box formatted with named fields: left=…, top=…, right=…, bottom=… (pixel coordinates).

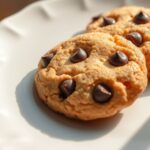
left=0, top=0, right=38, bottom=20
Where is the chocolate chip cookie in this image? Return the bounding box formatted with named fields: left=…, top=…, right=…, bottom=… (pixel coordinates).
left=34, top=32, right=147, bottom=120
left=87, top=6, right=150, bottom=77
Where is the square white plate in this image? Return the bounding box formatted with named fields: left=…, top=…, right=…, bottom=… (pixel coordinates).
left=0, top=0, right=150, bottom=149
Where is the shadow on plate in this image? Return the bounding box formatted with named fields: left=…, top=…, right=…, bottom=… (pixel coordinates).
left=15, top=69, right=122, bottom=141
left=72, top=30, right=85, bottom=37
left=121, top=117, right=150, bottom=150
left=141, top=82, right=150, bottom=97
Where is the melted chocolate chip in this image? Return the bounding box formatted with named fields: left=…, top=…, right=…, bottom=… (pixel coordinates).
left=125, top=32, right=143, bottom=46
left=41, top=53, right=54, bottom=68
left=92, top=83, right=113, bottom=104
left=70, top=48, right=88, bottom=63
left=109, top=51, right=128, bottom=66
left=59, top=79, right=76, bottom=98
left=103, top=17, right=116, bottom=26
left=134, top=11, right=150, bottom=24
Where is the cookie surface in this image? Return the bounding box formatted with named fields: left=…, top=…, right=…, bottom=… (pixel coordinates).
left=87, top=6, right=150, bottom=77
left=35, top=32, right=147, bottom=120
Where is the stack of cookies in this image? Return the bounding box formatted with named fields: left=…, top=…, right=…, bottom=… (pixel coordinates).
left=35, top=6, right=149, bottom=121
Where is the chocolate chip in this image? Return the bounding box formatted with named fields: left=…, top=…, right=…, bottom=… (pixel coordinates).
left=125, top=32, right=143, bottom=46
left=92, top=83, right=113, bottom=104
left=70, top=48, right=88, bottom=63
left=59, top=79, right=76, bottom=98
left=109, top=51, right=128, bottom=66
left=103, top=17, right=116, bottom=26
left=134, top=11, right=150, bottom=24
left=41, top=53, right=54, bottom=68
left=91, top=14, right=102, bottom=22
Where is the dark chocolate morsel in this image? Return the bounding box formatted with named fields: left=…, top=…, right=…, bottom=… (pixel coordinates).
left=103, top=17, right=116, bottom=26
left=109, top=51, right=128, bottom=66
left=41, top=53, right=54, bottom=68
left=134, top=11, right=150, bottom=24
left=125, top=32, right=143, bottom=46
left=70, top=48, right=88, bottom=63
left=92, top=83, right=113, bottom=104
left=92, top=14, right=102, bottom=22
left=59, top=79, right=76, bottom=98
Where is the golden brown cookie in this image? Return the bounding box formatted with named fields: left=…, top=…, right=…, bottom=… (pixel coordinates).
left=87, top=6, right=150, bottom=78
left=35, top=32, right=147, bottom=121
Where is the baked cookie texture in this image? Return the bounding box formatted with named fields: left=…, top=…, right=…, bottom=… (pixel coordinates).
left=87, top=6, right=150, bottom=77
left=35, top=32, right=147, bottom=120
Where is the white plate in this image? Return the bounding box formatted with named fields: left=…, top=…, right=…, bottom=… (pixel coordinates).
left=0, top=0, right=150, bottom=149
